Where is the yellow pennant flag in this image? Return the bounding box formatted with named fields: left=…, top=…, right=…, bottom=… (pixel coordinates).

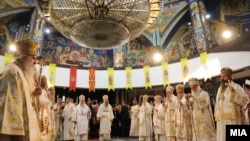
left=143, top=65, right=152, bottom=89
left=200, top=51, right=210, bottom=80
left=162, top=62, right=170, bottom=87
left=107, top=68, right=114, bottom=91
left=200, top=51, right=208, bottom=65
left=48, top=63, right=56, bottom=87
left=180, top=58, right=189, bottom=83
left=3, top=53, right=13, bottom=68
left=125, top=67, right=133, bottom=90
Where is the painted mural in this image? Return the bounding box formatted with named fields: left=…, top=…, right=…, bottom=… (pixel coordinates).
left=113, top=46, right=126, bottom=67
left=0, top=11, right=32, bottom=54
left=0, top=0, right=31, bottom=10
left=42, top=32, right=113, bottom=67
left=126, top=37, right=161, bottom=67
left=147, top=0, right=188, bottom=33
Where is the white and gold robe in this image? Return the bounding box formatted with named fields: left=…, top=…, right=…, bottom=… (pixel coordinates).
left=175, top=95, right=192, bottom=141
left=72, top=103, right=91, bottom=141
left=96, top=103, right=114, bottom=140
left=153, top=103, right=166, bottom=141
left=214, top=82, right=249, bottom=141
left=165, top=94, right=178, bottom=141
left=138, top=102, right=153, bottom=141
left=62, top=102, right=75, bottom=140
left=0, top=63, right=41, bottom=141
left=190, top=89, right=216, bottom=141
left=53, top=103, right=63, bottom=139
left=129, top=104, right=140, bottom=137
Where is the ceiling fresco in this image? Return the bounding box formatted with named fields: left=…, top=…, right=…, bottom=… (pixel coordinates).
left=0, top=0, right=250, bottom=68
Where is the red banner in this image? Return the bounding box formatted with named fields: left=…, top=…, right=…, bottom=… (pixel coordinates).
left=69, top=66, right=77, bottom=91
left=89, top=68, right=95, bottom=92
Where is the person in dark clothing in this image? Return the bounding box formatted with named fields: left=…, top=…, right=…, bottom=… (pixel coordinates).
left=89, top=100, right=99, bottom=139
left=120, top=101, right=130, bottom=137
left=111, top=104, right=122, bottom=138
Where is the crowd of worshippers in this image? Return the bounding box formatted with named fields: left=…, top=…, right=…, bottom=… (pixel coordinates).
left=0, top=38, right=250, bottom=141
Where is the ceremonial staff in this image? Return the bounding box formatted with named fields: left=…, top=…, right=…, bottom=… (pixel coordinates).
left=33, top=57, right=47, bottom=132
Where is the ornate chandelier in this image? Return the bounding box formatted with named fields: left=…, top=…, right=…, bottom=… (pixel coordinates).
left=38, top=0, right=160, bottom=48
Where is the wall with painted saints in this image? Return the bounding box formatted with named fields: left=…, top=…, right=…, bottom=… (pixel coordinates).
left=0, top=0, right=249, bottom=68
left=0, top=11, right=32, bottom=54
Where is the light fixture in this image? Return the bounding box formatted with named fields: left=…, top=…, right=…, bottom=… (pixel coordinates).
left=37, top=0, right=161, bottom=48
left=222, top=30, right=231, bottom=39
left=9, top=44, right=16, bottom=52
left=205, top=14, right=211, bottom=19
left=153, top=52, right=163, bottom=62
left=45, top=28, right=50, bottom=34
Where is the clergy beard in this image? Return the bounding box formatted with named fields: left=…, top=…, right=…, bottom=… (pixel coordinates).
left=23, top=61, right=35, bottom=92
left=104, top=101, right=109, bottom=107
left=220, top=79, right=228, bottom=92
left=192, top=86, right=201, bottom=96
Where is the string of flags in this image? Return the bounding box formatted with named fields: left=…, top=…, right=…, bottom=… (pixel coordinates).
left=2, top=51, right=210, bottom=92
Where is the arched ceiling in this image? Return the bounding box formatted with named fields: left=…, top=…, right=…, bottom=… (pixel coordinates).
left=1, top=0, right=250, bottom=47
left=0, top=0, right=250, bottom=67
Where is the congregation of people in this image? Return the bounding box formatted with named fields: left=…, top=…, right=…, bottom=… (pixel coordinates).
left=0, top=38, right=250, bottom=141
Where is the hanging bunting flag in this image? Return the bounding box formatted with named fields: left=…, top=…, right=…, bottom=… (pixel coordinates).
left=125, top=66, right=133, bottom=90
left=3, top=53, right=13, bottom=68
left=143, top=65, right=152, bottom=89
left=180, top=58, right=189, bottom=83
left=161, top=62, right=170, bottom=87
left=69, top=66, right=77, bottom=91
left=48, top=63, right=56, bottom=87
left=89, top=68, right=96, bottom=92
left=107, top=68, right=114, bottom=91
left=200, top=51, right=211, bottom=80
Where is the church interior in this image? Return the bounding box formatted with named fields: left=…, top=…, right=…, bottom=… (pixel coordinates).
left=0, top=0, right=250, bottom=105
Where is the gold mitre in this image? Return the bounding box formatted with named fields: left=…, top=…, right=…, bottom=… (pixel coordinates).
left=154, top=95, right=162, bottom=101
left=188, top=77, right=199, bottom=86
left=142, top=95, right=149, bottom=99
left=15, top=38, right=40, bottom=56
left=176, top=84, right=184, bottom=92
left=166, top=85, right=174, bottom=92
left=221, top=67, right=233, bottom=76
left=102, top=95, right=108, bottom=100
left=41, top=75, right=47, bottom=87
left=79, top=94, right=85, bottom=100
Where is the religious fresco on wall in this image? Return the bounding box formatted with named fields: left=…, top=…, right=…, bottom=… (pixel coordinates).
left=42, top=32, right=113, bottom=67
left=221, top=0, right=249, bottom=15
left=0, top=0, right=31, bottom=10
left=29, top=8, right=45, bottom=47
left=113, top=46, right=126, bottom=67
left=146, top=0, right=188, bottom=33
left=164, top=41, right=180, bottom=61
left=0, top=11, right=32, bottom=54
left=179, top=28, right=196, bottom=58
left=126, top=36, right=160, bottom=67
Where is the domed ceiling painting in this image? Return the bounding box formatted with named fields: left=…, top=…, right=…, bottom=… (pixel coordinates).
left=0, top=0, right=250, bottom=68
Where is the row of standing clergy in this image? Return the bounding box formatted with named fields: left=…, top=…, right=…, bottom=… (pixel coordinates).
left=129, top=75, right=249, bottom=141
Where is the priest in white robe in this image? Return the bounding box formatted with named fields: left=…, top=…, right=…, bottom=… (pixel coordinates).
left=188, top=78, right=216, bottom=141
left=0, top=38, right=41, bottom=141
left=153, top=95, right=166, bottom=141
left=129, top=99, right=140, bottom=137
left=138, top=95, right=153, bottom=141
left=165, top=86, right=178, bottom=141
left=62, top=97, right=76, bottom=140
left=214, top=67, right=249, bottom=141
left=175, top=84, right=192, bottom=141
left=72, top=95, right=91, bottom=141
left=97, top=95, right=114, bottom=141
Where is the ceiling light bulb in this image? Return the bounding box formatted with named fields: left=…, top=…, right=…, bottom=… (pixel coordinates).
left=222, top=30, right=232, bottom=39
